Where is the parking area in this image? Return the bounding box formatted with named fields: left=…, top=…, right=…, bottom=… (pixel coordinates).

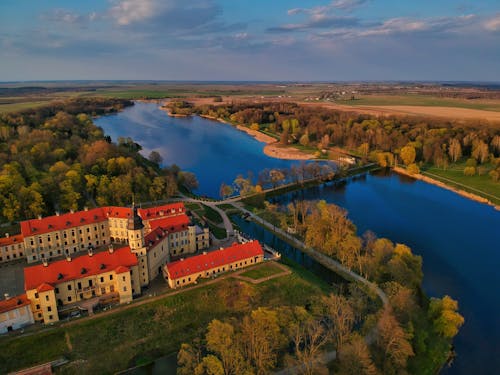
left=0, top=260, right=26, bottom=297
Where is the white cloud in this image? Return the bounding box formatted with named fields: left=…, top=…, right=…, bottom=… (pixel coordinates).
left=109, top=0, right=160, bottom=26
left=484, top=15, right=500, bottom=31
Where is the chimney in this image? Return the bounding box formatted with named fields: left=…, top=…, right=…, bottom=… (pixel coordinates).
left=55, top=211, right=60, bottom=216
left=180, top=258, right=184, bottom=261
left=88, top=249, right=93, bottom=257
left=84, top=206, right=88, bottom=211
left=43, top=259, right=48, bottom=267
left=5, top=233, right=9, bottom=238
left=66, top=255, right=72, bottom=262
left=108, top=245, right=114, bottom=254
left=4, top=293, right=10, bottom=300
left=202, top=251, right=207, bottom=255
left=38, top=215, right=42, bottom=220
left=70, top=209, right=74, bottom=214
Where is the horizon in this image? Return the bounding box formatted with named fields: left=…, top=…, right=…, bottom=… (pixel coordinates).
left=1, top=0, right=499, bottom=81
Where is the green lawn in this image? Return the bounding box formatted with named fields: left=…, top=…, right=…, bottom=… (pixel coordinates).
left=0, top=266, right=331, bottom=374
left=239, top=262, right=285, bottom=280
left=421, top=163, right=500, bottom=205
left=336, top=95, right=500, bottom=112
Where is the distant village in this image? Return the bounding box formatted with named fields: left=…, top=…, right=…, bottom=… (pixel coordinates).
left=0, top=203, right=264, bottom=333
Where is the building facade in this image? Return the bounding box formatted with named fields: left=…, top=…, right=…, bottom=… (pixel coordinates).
left=0, top=294, right=34, bottom=334
left=164, top=241, right=264, bottom=289
left=24, top=246, right=139, bottom=323
left=0, top=234, right=25, bottom=263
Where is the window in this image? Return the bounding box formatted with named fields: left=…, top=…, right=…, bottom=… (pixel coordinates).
left=100, top=277, right=104, bottom=283
left=123, top=286, right=127, bottom=292
left=55, top=288, right=59, bottom=294
left=68, top=285, right=72, bottom=291
left=48, top=306, right=52, bottom=312
left=49, top=315, right=53, bottom=320
left=67, top=296, right=72, bottom=302
left=122, top=276, right=126, bottom=281
left=34, top=292, right=39, bottom=298
left=36, top=304, right=40, bottom=310
left=38, top=313, right=42, bottom=318
left=45, top=295, right=49, bottom=301
left=109, top=275, right=113, bottom=280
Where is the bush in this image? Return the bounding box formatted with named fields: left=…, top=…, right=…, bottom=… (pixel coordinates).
left=407, top=163, right=420, bottom=175
left=463, top=166, right=476, bottom=176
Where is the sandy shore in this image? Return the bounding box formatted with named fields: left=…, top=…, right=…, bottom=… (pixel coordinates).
left=393, top=167, right=500, bottom=211
left=236, top=125, right=314, bottom=160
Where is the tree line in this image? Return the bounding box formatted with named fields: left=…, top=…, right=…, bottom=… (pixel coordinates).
left=0, top=99, right=197, bottom=222
left=191, top=101, right=500, bottom=179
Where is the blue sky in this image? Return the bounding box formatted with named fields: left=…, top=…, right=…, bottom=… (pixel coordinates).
left=1, top=0, right=499, bottom=81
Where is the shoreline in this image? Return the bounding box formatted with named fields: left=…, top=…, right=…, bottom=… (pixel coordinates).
left=200, top=114, right=315, bottom=161
left=393, top=166, right=500, bottom=211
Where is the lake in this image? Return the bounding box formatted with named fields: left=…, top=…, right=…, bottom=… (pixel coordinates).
left=96, top=102, right=328, bottom=198
left=96, top=102, right=500, bottom=375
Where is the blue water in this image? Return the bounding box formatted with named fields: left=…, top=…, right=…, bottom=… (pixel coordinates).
left=95, top=102, right=327, bottom=198
left=273, top=171, right=500, bottom=375
left=96, top=102, right=500, bottom=374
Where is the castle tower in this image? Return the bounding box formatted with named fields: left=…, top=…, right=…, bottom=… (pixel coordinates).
left=127, top=204, right=149, bottom=288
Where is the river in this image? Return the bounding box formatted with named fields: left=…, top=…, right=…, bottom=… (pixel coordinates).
left=96, top=102, right=500, bottom=375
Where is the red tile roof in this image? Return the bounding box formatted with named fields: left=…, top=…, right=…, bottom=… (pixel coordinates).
left=0, top=294, right=31, bottom=314
left=145, top=227, right=168, bottom=250
left=139, top=203, right=185, bottom=220
left=148, top=214, right=190, bottom=233
left=166, top=241, right=264, bottom=280
left=104, top=206, right=132, bottom=219
left=20, top=208, right=108, bottom=237
left=36, top=283, right=54, bottom=293
left=24, top=247, right=138, bottom=291
left=0, top=234, right=24, bottom=247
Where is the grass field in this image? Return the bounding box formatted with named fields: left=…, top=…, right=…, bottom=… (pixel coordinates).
left=239, top=262, right=285, bottom=279
left=336, top=95, right=500, bottom=112
left=421, top=163, right=500, bottom=205
left=0, top=264, right=331, bottom=374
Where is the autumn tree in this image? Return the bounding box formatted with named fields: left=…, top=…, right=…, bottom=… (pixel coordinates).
left=337, top=333, right=378, bottom=375
left=428, top=296, right=464, bottom=339
left=321, top=294, right=354, bottom=350
left=292, top=320, right=329, bottom=375
left=400, top=145, right=416, bottom=166
left=448, top=138, right=462, bottom=163
left=376, top=307, right=414, bottom=373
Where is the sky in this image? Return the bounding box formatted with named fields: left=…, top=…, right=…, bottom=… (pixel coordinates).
left=1, top=0, right=499, bottom=81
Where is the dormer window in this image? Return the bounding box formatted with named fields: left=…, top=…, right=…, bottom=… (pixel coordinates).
left=80, top=268, right=87, bottom=275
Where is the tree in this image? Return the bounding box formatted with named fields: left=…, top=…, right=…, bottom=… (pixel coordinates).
left=148, top=150, right=163, bottom=165
left=241, top=308, right=282, bottom=374
left=178, top=343, right=202, bottom=375
left=400, top=145, right=416, bottom=166
left=180, top=172, right=199, bottom=192
left=195, top=355, right=225, bottom=375
left=407, top=163, right=420, bottom=175
left=292, top=320, right=329, bottom=375
left=206, top=320, right=247, bottom=375
left=472, top=140, right=489, bottom=164
left=322, top=294, right=354, bottom=350
left=463, top=166, right=476, bottom=176
left=149, top=176, right=166, bottom=201
left=376, top=308, right=414, bottom=372
left=219, top=183, right=234, bottom=199
left=428, top=296, right=464, bottom=338
left=269, top=169, right=285, bottom=189
left=448, top=138, right=462, bottom=163
left=337, top=334, right=378, bottom=375
left=299, top=133, right=310, bottom=147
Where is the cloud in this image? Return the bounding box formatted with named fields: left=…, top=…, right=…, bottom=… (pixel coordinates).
left=268, top=15, right=359, bottom=33
left=109, top=0, right=159, bottom=26
left=288, top=0, right=369, bottom=16
left=42, top=9, right=99, bottom=25
left=484, top=15, right=500, bottom=31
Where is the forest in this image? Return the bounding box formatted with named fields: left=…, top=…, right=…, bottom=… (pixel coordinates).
left=189, top=101, right=500, bottom=181
left=177, top=201, right=464, bottom=374
left=0, top=99, right=196, bottom=223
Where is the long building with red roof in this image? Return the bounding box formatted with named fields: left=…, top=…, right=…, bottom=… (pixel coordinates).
left=164, top=241, right=264, bottom=289
left=24, top=246, right=140, bottom=324
left=18, top=202, right=208, bottom=264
